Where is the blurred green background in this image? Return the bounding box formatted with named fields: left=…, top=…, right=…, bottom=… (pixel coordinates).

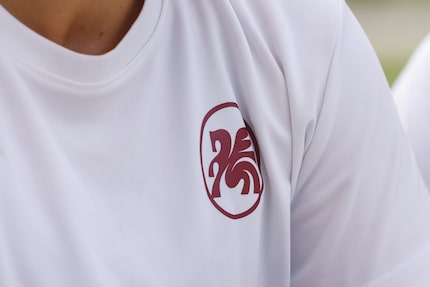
left=347, top=0, right=430, bottom=85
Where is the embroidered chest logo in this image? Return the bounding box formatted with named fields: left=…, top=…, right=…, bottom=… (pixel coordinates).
left=200, top=102, right=264, bottom=219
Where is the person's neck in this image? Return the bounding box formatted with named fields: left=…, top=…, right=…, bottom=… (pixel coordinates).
left=0, top=0, right=144, bottom=55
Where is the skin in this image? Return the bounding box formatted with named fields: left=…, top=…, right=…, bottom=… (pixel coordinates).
left=0, top=0, right=145, bottom=55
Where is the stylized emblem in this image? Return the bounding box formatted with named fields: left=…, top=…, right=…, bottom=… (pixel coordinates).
left=200, top=102, right=264, bottom=219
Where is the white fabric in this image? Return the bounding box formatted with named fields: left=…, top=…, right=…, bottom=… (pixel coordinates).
left=1, top=0, right=430, bottom=286
left=393, top=34, right=430, bottom=190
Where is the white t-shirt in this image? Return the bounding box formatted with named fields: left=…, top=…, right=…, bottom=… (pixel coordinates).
left=393, top=34, right=430, bottom=190
left=1, top=0, right=430, bottom=286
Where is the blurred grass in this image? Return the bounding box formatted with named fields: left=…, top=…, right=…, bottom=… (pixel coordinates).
left=348, top=1, right=430, bottom=87
left=379, top=55, right=408, bottom=86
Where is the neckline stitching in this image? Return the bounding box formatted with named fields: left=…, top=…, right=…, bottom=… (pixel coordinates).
left=0, top=0, right=167, bottom=87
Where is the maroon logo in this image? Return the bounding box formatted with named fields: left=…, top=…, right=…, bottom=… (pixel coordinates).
left=200, top=102, right=264, bottom=219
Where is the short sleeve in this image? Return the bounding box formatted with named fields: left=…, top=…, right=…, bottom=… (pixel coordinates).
left=291, top=3, right=430, bottom=287
left=393, top=35, right=430, bottom=189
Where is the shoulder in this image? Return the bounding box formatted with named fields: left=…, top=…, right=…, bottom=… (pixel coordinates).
left=398, top=33, right=430, bottom=79
left=412, top=33, right=430, bottom=61
left=225, top=0, right=342, bottom=58
left=226, top=0, right=341, bottom=28
left=166, top=0, right=344, bottom=94
left=223, top=0, right=344, bottom=112
left=168, top=0, right=342, bottom=56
